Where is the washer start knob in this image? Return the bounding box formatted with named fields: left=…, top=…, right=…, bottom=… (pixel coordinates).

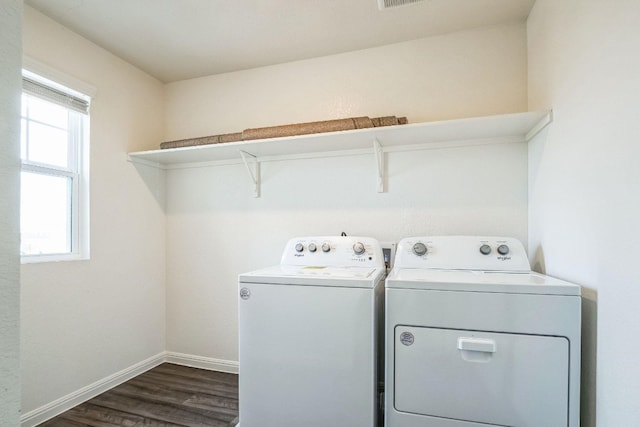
left=412, top=242, right=428, bottom=256
left=295, top=243, right=304, bottom=253
left=308, top=243, right=317, bottom=253
left=479, top=244, right=492, bottom=255
left=353, top=242, right=366, bottom=255
left=497, top=244, right=510, bottom=255
left=322, top=242, right=331, bottom=253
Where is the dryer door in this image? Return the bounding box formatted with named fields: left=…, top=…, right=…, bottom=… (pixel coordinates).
left=394, top=326, right=570, bottom=426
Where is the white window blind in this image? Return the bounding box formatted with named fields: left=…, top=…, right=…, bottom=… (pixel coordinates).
left=22, top=76, right=90, bottom=115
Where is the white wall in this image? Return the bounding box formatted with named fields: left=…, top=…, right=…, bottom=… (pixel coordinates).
left=0, top=0, right=22, bottom=425
left=527, top=1, right=640, bottom=425
left=165, top=23, right=527, bottom=140
left=164, top=23, right=529, bottom=363
left=20, top=6, right=166, bottom=415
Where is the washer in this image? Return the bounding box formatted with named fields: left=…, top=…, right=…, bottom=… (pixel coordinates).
left=238, top=236, right=386, bottom=427
left=385, top=236, right=581, bottom=427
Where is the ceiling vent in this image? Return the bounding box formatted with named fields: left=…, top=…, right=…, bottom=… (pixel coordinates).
left=378, top=0, right=425, bottom=10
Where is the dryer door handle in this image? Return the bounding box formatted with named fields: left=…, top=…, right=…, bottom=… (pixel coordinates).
left=457, top=337, right=496, bottom=353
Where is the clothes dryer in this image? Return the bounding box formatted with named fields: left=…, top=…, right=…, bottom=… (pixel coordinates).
left=385, top=236, right=581, bottom=427
left=239, top=236, right=386, bottom=427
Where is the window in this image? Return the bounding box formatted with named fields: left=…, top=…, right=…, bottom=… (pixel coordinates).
left=20, top=71, right=90, bottom=262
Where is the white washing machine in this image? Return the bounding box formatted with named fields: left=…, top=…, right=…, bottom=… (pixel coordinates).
left=385, top=236, right=581, bottom=427
left=238, top=236, right=386, bottom=427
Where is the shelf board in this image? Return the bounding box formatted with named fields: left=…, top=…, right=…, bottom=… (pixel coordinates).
left=128, top=111, right=551, bottom=169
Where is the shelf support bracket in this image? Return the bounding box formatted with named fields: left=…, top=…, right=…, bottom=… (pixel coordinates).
left=526, top=110, right=554, bottom=141
left=373, top=138, right=385, bottom=193
left=239, top=150, right=260, bottom=198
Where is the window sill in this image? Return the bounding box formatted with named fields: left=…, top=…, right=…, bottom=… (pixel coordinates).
left=21, top=253, right=90, bottom=264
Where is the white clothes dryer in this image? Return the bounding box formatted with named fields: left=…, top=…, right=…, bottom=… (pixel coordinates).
left=385, top=236, right=581, bottom=427
left=239, top=236, right=386, bottom=427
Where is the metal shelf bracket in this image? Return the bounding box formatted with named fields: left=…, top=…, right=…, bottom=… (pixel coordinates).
left=239, top=150, right=260, bottom=197
left=373, top=139, right=385, bottom=193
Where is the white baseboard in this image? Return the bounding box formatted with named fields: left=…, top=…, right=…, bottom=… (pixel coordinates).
left=165, top=351, right=239, bottom=374
left=20, top=352, right=165, bottom=427
left=20, top=351, right=238, bottom=427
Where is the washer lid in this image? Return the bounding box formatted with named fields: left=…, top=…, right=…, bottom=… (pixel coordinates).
left=386, top=268, right=581, bottom=296
left=239, top=265, right=385, bottom=288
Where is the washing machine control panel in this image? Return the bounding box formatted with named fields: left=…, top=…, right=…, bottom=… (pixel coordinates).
left=394, top=236, right=530, bottom=271
left=281, top=236, right=384, bottom=268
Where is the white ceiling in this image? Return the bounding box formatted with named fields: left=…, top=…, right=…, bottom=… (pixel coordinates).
left=25, top=0, right=536, bottom=83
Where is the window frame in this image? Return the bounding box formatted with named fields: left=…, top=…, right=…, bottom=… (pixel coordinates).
left=20, top=65, right=92, bottom=264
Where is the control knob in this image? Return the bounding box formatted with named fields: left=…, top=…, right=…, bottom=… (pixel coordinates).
left=294, top=243, right=304, bottom=253
left=308, top=243, right=317, bottom=253
left=479, top=244, right=492, bottom=255
left=353, top=242, right=366, bottom=255
left=412, top=242, right=427, bottom=256
left=497, top=244, right=510, bottom=255
left=322, top=242, right=331, bottom=253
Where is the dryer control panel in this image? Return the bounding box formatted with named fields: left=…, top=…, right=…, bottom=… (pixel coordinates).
left=394, top=236, right=530, bottom=271
left=281, top=236, right=384, bottom=269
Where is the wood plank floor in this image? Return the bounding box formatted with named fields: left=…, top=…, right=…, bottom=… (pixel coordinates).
left=39, top=363, right=239, bottom=427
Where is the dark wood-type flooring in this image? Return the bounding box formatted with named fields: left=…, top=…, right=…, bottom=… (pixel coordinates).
left=39, top=363, right=239, bottom=427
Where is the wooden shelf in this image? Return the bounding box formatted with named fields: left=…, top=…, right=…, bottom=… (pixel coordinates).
left=128, top=111, right=552, bottom=169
